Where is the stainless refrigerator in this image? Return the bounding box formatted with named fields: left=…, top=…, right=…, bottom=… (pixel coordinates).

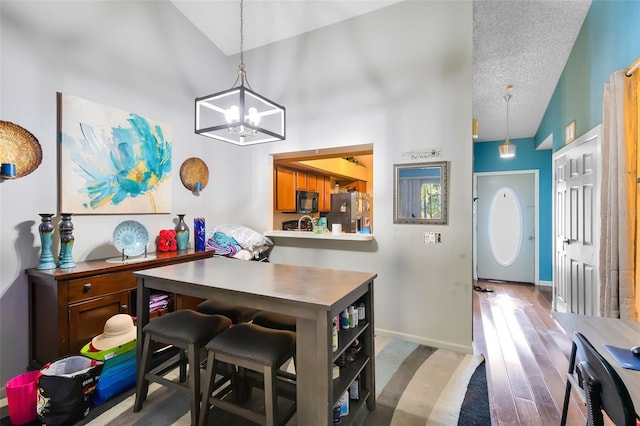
left=325, top=192, right=372, bottom=233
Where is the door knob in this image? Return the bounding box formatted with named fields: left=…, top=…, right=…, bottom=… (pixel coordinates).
left=563, top=238, right=570, bottom=245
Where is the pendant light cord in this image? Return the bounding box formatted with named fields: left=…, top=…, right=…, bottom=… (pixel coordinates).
left=239, top=0, right=244, bottom=72
left=232, top=0, right=252, bottom=90
left=504, top=90, right=512, bottom=142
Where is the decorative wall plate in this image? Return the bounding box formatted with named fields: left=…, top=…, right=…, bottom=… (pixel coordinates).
left=0, top=120, right=42, bottom=178
left=179, top=157, right=209, bottom=191
left=113, top=220, right=149, bottom=256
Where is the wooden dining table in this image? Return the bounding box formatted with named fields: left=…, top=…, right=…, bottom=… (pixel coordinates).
left=552, top=311, right=640, bottom=412
left=134, top=256, right=377, bottom=425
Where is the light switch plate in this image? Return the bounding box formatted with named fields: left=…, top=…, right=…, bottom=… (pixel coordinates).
left=424, top=231, right=442, bottom=244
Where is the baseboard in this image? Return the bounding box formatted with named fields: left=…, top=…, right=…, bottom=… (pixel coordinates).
left=375, top=328, right=473, bottom=355
left=537, top=280, right=552, bottom=287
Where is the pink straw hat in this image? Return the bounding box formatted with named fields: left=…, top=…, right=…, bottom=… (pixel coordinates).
left=91, top=314, right=136, bottom=350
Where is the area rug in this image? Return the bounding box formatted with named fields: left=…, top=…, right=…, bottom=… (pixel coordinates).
left=353, top=337, right=486, bottom=426
left=0, top=337, right=488, bottom=426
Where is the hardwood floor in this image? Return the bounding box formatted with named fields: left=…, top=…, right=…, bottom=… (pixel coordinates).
left=472, top=280, right=592, bottom=426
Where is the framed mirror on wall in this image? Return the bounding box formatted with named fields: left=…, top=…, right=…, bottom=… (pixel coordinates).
left=393, top=161, right=450, bottom=225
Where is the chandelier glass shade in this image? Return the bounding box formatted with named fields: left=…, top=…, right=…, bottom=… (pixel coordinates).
left=499, top=138, right=516, bottom=158
left=499, top=87, right=515, bottom=158
left=195, top=0, right=285, bottom=146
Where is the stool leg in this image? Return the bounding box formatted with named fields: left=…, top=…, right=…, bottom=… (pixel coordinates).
left=235, top=366, right=252, bottom=403
left=187, top=343, right=200, bottom=426
left=198, top=351, right=216, bottom=426
left=264, top=366, right=277, bottom=426
left=134, top=332, right=154, bottom=412
left=179, top=349, right=187, bottom=383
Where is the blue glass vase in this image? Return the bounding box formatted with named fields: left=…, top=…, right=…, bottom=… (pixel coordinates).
left=194, top=217, right=206, bottom=252
left=175, top=214, right=189, bottom=251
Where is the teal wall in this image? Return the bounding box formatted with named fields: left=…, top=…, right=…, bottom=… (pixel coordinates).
left=474, top=138, right=553, bottom=282
left=536, top=0, right=640, bottom=151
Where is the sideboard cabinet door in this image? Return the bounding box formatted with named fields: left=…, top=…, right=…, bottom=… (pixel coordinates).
left=68, top=292, right=129, bottom=355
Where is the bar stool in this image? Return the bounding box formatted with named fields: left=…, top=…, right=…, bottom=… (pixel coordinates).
left=252, top=311, right=297, bottom=374
left=134, top=310, right=232, bottom=426
left=196, top=299, right=260, bottom=325
left=199, top=323, right=297, bottom=426
left=251, top=311, right=296, bottom=332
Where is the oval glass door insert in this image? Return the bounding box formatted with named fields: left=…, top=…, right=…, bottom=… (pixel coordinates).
left=488, top=186, right=522, bottom=267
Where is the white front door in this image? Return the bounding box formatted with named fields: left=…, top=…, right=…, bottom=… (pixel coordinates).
left=475, top=172, right=536, bottom=283
left=553, top=127, right=601, bottom=314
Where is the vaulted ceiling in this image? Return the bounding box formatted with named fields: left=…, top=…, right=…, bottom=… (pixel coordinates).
left=171, top=0, right=592, bottom=145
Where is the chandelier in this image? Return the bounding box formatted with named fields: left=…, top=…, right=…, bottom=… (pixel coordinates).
left=499, top=85, right=515, bottom=158
left=195, top=0, right=285, bottom=145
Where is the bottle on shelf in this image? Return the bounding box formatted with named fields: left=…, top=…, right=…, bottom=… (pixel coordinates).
left=358, top=302, right=366, bottom=321
left=339, top=390, right=349, bottom=417
left=341, top=309, right=349, bottom=330
left=349, top=378, right=360, bottom=400
left=348, top=305, right=357, bottom=328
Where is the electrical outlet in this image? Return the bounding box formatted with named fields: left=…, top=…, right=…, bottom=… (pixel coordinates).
left=424, top=231, right=442, bottom=244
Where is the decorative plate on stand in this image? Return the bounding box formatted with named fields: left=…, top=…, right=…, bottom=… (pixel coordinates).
left=113, top=220, right=149, bottom=256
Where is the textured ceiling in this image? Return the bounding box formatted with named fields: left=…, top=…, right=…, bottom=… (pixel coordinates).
left=171, top=0, right=592, bottom=145
left=473, top=0, right=591, bottom=143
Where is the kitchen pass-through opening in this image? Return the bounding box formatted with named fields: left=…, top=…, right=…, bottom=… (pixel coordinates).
left=271, top=144, right=373, bottom=233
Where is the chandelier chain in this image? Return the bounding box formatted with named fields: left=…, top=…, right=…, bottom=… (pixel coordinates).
left=504, top=92, right=512, bottom=141
left=506, top=94, right=510, bottom=140
left=239, top=0, right=244, bottom=70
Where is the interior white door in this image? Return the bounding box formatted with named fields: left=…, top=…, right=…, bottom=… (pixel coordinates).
left=476, top=173, right=535, bottom=283
left=553, top=132, right=600, bottom=315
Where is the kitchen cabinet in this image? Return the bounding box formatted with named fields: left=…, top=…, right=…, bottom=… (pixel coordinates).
left=306, top=173, right=318, bottom=191
left=274, top=166, right=296, bottom=211
left=296, top=170, right=318, bottom=191
left=319, top=175, right=333, bottom=212
left=296, top=170, right=308, bottom=190
left=339, top=179, right=367, bottom=193
left=26, top=249, right=213, bottom=369
left=274, top=166, right=326, bottom=212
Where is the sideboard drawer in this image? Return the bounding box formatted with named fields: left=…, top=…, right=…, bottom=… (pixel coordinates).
left=68, top=271, right=136, bottom=303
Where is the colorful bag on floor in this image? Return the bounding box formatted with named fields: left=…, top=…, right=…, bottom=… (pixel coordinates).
left=37, top=355, right=103, bottom=425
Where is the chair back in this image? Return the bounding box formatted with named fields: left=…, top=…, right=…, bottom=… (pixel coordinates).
left=573, top=332, right=637, bottom=426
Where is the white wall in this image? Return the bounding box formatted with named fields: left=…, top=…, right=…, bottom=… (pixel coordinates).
left=0, top=0, right=249, bottom=386
left=0, top=0, right=473, bottom=388
left=249, top=1, right=474, bottom=351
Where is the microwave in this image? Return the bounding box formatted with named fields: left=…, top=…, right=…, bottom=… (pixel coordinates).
left=296, top=190, right=319, bottom=214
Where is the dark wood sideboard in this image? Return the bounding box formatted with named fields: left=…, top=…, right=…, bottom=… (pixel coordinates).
left=26, top=249, right=212, bottom=369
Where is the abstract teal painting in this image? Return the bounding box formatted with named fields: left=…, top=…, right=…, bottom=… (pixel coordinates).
left=59, top=93, right=172, bottom=214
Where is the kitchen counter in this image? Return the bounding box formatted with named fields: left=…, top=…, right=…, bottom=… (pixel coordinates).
left=264, top=230, right=374, bottom=241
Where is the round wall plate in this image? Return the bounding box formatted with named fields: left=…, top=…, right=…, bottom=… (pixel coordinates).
left=179, top=157, right=209, bottom=191
left=0, top=120, right=43, bottom=178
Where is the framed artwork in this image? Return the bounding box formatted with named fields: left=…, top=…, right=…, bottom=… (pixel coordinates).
left=58, top=93, right=172, bottom=214
left=565, top=121, right=576, bottom=144
left=393, top=161, right=450, bottom=225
